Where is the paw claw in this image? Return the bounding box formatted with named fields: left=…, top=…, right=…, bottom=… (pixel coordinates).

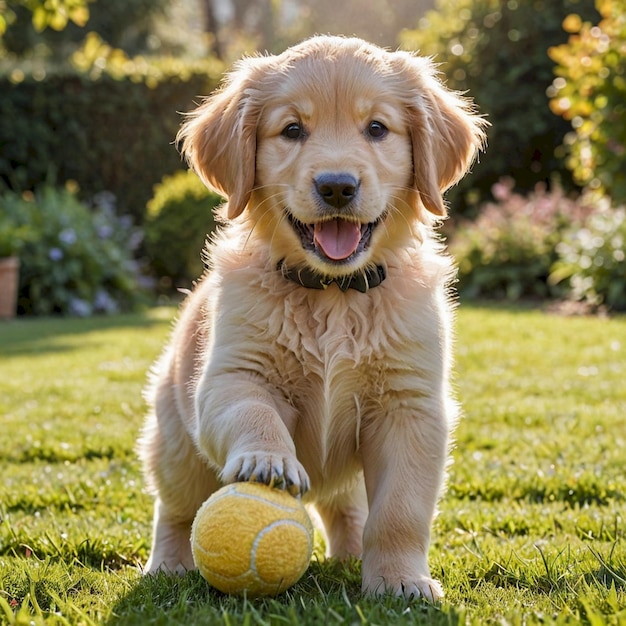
left=362, top=575, right=444, bottom=602
left=223, top=452, right=310, bottom=496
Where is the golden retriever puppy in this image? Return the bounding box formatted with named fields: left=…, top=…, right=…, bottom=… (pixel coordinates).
left=140, top=35, right=486, bottom=600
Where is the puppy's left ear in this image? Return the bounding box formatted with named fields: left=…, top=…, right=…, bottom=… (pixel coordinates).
left=397, top=54, right=487, bottom=216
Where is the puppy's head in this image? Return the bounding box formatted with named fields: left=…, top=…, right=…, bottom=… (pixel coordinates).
left=178, top=36, right=486, bottom=277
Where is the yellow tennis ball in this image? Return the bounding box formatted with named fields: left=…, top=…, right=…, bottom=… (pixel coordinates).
left=191, top=481, right=314, bottom=597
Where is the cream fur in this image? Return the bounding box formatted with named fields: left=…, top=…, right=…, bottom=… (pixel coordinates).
left=139, top=35, right=486, bottom=600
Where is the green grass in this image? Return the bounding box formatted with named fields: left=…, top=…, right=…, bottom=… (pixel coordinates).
left=1, top=304, right=625, bottom=625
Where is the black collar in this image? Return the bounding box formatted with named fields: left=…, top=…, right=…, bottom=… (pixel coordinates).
left=278, top=261, right=386, bottom=293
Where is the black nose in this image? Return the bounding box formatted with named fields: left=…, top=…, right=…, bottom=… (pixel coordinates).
left=314, top=173, right=359, bottom=209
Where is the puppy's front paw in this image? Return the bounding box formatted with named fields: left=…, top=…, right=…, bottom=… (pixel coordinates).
left=361, top=554, right=444, bottom=602
left=222, top=451, right=310, bottom=496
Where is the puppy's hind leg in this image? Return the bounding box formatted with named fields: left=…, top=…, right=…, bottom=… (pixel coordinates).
left=140, top=408, right=220, bottom=575
left=314, top=478, right=368, bottom=559
left=145, top=497, right=195, bottom=575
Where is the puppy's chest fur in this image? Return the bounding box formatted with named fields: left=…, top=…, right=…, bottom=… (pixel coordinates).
left=201, top=235, right=452, bottom=493
left=268, top=293, right=385, bottom=486
left=241, top=285, right=428, bottom=490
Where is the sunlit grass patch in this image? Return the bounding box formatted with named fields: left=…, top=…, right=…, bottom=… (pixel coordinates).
left=0, top=305, right=624, bottom=624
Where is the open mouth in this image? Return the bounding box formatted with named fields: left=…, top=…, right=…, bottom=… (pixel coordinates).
left=287, top=213, right=383, bottom=264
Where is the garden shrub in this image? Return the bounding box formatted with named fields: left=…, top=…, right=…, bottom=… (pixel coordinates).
left=0, top=47, right=222, bottom=221
left=400, top=0, right=600, bottom=209
left=1, top=185, right=145, bottom=316
left=550, top=196, right=626, bottom=310
left=549, top=0, right=626, bottom=204
left=450, top=179, right=594, bottom=300
left=144, top=170, right=223, bottom=289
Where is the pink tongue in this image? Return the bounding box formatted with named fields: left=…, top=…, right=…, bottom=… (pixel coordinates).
left=313, top=219, right=362, bottom=261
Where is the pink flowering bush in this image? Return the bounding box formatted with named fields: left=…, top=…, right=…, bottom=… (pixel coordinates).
left=450, top=179, right=593, bottom=300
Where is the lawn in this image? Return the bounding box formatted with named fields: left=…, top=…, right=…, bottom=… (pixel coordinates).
left=0, top=304, right=625, bottom=625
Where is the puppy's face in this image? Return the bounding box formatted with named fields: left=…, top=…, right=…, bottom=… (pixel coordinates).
left=253, top=60, right=413, bottom=277
left=178, top=37, right=486, bottom=277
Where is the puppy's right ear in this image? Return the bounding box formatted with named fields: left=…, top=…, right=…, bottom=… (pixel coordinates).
left=177, top=58, right=268, bottom=219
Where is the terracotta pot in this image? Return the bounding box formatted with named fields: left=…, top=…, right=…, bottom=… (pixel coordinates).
left=0, top=256, right=20, bottom=319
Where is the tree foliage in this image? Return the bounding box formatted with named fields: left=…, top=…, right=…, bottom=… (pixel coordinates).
left=0, top=0, right=89, bottom=37
left=187, top=0, right=437, bottom=61
left=401, top=0, right=600, bottom=208
left=298, top=0, right=435, bottom=50
left=549, top=0, right=626, bottom=203
left=1, top=0, right=169, bottom=58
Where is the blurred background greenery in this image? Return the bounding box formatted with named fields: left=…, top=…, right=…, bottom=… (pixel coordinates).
left=0, top=0, right=625, bottom=314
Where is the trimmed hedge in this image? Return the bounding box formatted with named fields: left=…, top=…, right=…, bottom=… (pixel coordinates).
left=0, top=64, right=220, bottom=220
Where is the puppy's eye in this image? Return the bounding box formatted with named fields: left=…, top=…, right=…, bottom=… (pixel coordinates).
left=281, top=123, right=305, bottom=141
left=366, top=121, right=388, bottom=140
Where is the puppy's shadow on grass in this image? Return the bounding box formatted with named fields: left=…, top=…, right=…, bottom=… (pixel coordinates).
left=108, top=570, right=217, bottom=624
left=109, top=564, right=350, bottom=622
left=108, top=561, right=463, bottom=625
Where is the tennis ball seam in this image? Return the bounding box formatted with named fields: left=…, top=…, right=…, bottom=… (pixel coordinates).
left=250, top=519, right=313, bottom=582
left=208, top=484, right=304, bottom=513
left=192, top=520, right=313, bottom=579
